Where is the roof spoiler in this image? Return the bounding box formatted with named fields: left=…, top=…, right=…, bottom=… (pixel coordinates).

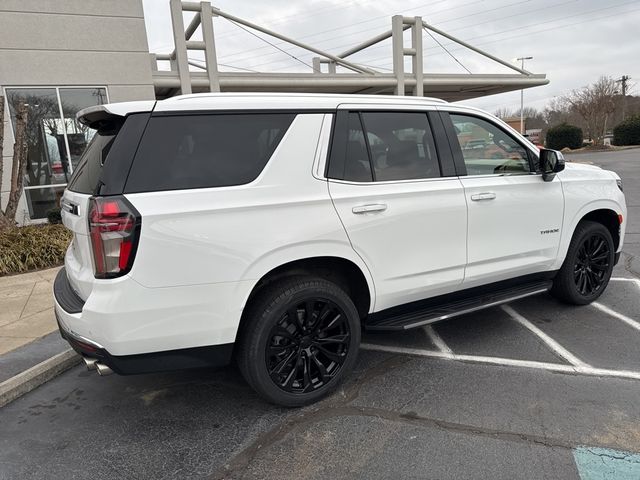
left=76, top=101, right=156, bottom=129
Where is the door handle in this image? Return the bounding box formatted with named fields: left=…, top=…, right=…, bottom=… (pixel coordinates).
left=470, top=192, right=496, bottom=201
left=352, top=204, right=387, bottom=214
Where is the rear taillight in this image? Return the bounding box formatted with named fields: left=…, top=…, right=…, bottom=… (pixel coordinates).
left=88, top=196, right=141, bottom=279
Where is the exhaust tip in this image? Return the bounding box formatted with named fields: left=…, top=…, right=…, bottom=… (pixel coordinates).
left=95, top=362, right=114, bottom=376
left=83, top=356, right=98, bottom=371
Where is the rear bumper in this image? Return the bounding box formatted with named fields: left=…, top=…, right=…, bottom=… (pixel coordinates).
left=54, top=268, right=234, bottom=375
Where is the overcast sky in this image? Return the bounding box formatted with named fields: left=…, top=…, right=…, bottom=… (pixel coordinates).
left=142, top=0, right=640, bottom=113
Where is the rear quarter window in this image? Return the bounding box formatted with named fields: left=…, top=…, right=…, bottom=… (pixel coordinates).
left=124, top=113, right=295, bottom=193
left=66, top=129, right=117, bottom=195
left=67, top=113, right=150, bottom=196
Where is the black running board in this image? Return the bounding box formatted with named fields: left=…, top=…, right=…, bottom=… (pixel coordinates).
left=365, top=279, right=552, bottom=331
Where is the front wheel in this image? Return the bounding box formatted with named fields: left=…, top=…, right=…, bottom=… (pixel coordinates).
left=551, top=220, right=615, bottom=305
left=236, top=276, right=361, bottom=407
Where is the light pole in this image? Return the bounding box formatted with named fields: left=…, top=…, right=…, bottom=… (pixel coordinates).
left=517, top=56, right=533, bottom=134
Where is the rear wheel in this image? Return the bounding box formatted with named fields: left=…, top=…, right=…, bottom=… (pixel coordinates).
left=551, top=221, right=614, bottom=305
left=236, top=276, right=361, bottom=407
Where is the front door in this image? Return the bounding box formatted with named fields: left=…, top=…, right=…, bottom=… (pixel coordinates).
left=327, top=109, right=467, bottom=311
left=443, top=111, right=564, bottom=286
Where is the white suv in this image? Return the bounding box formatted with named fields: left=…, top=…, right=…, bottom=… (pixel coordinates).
left=54, top=93, right=627, bottom=406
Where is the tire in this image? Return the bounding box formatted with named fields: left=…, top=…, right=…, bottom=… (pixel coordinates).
left=551, top=220, right=615, bottom=305
left=236, top=276, right=361, bottom=407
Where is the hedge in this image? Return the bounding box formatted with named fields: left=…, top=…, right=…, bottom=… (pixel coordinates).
left=46, top=208, right=62, bottom=224
left=0, top=224, right=72, bottom=276
left=613, top=115, right=640, bottom=146
left=546, top=123, right=583, bottom=150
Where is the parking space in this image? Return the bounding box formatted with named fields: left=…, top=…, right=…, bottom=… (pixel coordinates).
left=363, top=277, right=640, bottom=379
left=2, top=276, right=638, bottom=480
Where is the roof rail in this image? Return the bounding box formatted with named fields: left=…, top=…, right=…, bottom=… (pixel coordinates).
left=163, top=92, right=448, bottom=103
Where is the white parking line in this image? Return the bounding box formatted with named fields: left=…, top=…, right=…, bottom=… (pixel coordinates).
left=423, top=326, right=453, bottom=354
left=362, top=278, right=640, bottom=382
left=500, top=304, right=590, bottom=368
left=360, top=343, right=640, bottom=382
left=592, top=302, right=640, bottom=333
left=610, top=277, right=640, bottom=289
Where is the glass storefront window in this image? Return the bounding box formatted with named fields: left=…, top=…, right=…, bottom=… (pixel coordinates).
left=6, top=88, right=65, bottom=187
left=60, top=88, right=108, bottom=171
left=4, top=86, right=108, bottom=219
left=24, top=186, right=66, bottom=220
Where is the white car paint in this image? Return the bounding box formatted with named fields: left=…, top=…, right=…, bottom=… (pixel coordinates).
left=552, top=163, right=626, bottom=269
left=329, top=177, right=468, bottom=310
left=56, top=93, right=627, bottom=358
left=460, top=173, right=564, bottom=285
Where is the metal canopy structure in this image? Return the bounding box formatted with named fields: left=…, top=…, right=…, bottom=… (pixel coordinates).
left=151, top=0, right=549, bottom=101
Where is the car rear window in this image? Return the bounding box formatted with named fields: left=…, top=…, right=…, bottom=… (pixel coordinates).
left=123, top=113, right=296, bottom=193
left=66, top=129, right=117, bottom=195
left=67, top=113, right=151, bottom=196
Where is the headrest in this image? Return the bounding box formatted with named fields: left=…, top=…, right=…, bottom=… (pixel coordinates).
left=387, top=140, right=419, bottom=167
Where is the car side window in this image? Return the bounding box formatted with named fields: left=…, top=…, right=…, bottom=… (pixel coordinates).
left=340, top=112, right=441, bottom=182
left=361, top=112, right=440, bottom=181
left=125, top=113, right=295, bottom=193
left=449, top=114, right=531, bottom=176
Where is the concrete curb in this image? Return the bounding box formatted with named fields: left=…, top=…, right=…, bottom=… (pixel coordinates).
left=0, top=349, right=81, bottom=408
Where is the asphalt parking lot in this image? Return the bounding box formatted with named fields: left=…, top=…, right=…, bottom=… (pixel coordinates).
left=1, top=148, right=639, bottom=480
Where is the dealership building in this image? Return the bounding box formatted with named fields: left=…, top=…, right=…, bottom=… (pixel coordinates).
left=0, top=0, right=547, bottom=223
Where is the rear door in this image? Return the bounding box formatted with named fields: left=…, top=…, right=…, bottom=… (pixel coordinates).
left=327, top=106, right=467, bottom=311
left=440, top=109, right=564, bottom=285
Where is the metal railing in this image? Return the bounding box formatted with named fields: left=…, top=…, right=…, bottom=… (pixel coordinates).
left=152, top=0, right=539, bottom=97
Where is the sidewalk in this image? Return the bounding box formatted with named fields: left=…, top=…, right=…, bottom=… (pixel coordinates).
left=0, top=266, right=81, bottom=407
left=0, top=266, right=61, bottom=355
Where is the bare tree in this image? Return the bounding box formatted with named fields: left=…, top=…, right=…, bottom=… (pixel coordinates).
left=12, top=93, right=62, bottom=186
left=562, top=76, right=617, bottom=145
left=494, top=107, right=515, bottom=120
left=0, top=97, right=5, bottom=229
left=0, top=96, right=29, bottom=229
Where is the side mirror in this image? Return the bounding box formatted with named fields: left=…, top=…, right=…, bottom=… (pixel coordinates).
left=539, top=148, right=565, bottom=181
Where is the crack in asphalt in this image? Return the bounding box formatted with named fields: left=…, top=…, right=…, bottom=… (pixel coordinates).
left=208, top=354, right=578, bottom=480
left=210, top=405, right=577, bottom=480
left=207, top=355, right=411, bottom=480
left=622, top=251, right=640, bottom=278
left=582, top=447, right=640, bottom=463
left=206, top=247, right=640, bottom=479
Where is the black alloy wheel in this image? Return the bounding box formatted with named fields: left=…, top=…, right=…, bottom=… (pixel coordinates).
left=266, top=299, right=350, bottom=394
left=573, top=233, right=611, bottom=296
left=551, top=220, right=615, bottom=305
left=236, top=276, right=361, bottom=407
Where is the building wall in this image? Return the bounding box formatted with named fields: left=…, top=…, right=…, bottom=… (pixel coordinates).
left=0, top=0, right=155, bottom=224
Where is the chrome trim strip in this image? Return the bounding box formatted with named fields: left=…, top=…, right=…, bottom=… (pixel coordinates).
left=66, top=327, right=105, bottom=350
left=461, top=172, right=539, bottom=179
left=55, top=307, right=105, bottom=350
left=328, top=176, right=459, bottom=186
left=60, top=200, right=79, bottom=215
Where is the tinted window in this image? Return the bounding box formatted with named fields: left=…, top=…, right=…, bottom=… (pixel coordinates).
left=67, top=128, right=118, bottom=195
left=124, top=113, right=295, bottom=193
left=449, top=114, right=531, bottom=175
left=343, top=113, right=373, bottom=182
left=361, top=112, right=440, bottom=181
